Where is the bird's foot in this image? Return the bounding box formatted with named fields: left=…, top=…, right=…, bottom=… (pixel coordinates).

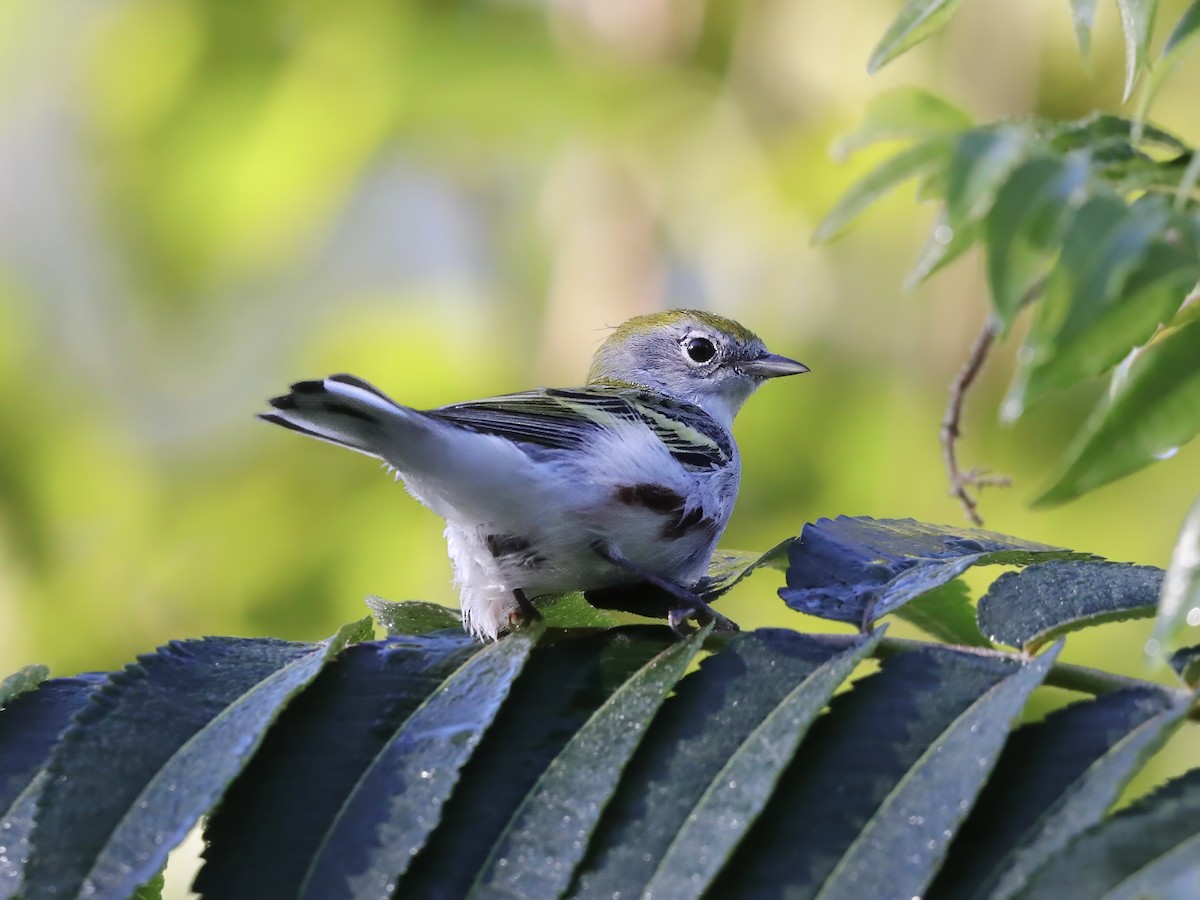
left=507, top=588, right=543, bottom=630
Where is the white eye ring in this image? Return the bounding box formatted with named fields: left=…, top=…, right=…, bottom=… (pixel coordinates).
left=681, top=334, right=718, bottom=365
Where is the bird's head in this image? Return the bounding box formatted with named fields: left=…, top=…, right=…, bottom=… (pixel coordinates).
left=587, top=309, right=808, bottom=427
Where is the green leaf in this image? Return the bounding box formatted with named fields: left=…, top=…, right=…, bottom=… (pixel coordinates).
left=892, top=579, right=992, bottom=647
left=867, top=0, right=967, bottom=74
left=930, top=686, right=1193, bottom=898
left=699, top=539, right=793, bottom=600
left=130, top=871, right=164, bottom=900
left=1034, top=314, right=1200, bottom=505
left=813, top=138, right=953, bottom=244
left=720, top=643, right=1058, bottom=899
left=292, top=632, right=535, bottom=899
left=1047, top=112, right=1189, bottom=156
left=472, top=626, right=710, bottom=898
left=1070, top=0, right=1100, bottom=60
left=1116, top=0, right=1160, bottom=101
left=1015, top=767, right=1200, bottom=899
left=945, top=126, right=1033, bottom=229
left=641, top=632, right=882, bottom=899
left=977, top=560, right=1162, bottom=650
left=1150, top=494, right=1200, bottom=658
left=573, top=631, right=867, bottom=897
left=1177, top=148, right=1200, bottom=210
left=366, top=596, right=460, bottom=636
left=24, top=621, right=368, bottom=900
left=780, top=516, right=1084, bottom=627
left=537, top=592, right=620, bottom=628
left=833, top=88, right=973, bottom=157
left=0, top=665, right=49, bottom=709
left=906, top=206, right=980, bottom=287
left=985, top=154, right=1090, bottom=330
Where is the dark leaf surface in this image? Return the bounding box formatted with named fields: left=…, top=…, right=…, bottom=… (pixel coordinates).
left=0, top=675, right=104, bottom=898
left=715, top=643, right=1057, bottom=899
left=24, top=622, right=368, bottom=900
left=1170, top=644, right=1200, bottom=685
left=472, top=626, right=710, bottom=898
left=780, top=516, right=1079, bottom=626
left=193, top=632, right=481, bottom=900
left=945, top=126, right=1032, bottom=228
left=395, top=627, right=674, bottom=900
left=977, top=560, right=1162, bottom=650
left=573, top=631, right=870, bottom=898
left=929, top=686, right=1191, bottom=899
left=1015, top=767, right=1200, bottom=899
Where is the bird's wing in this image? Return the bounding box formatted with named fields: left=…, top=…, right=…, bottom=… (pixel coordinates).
left=429, top=387, right=732, bottom=470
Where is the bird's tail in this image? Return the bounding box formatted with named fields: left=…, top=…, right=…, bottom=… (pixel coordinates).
left=260, top=374, right=410, bottom=459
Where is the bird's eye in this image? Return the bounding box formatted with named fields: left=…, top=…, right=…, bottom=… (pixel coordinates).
left=683, top=336, right=717, bottom=364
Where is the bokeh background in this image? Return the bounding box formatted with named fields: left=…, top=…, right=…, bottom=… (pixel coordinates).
left=2, top=0, right=1198, bottom=837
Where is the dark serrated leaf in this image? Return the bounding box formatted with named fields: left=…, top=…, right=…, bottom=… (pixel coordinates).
left=394, top=627, right=674, bottom=900
left=832, top=88, right=973, bottom=157
left=978, top=561, right=1162, bottom=650
left=192, top=632, right=481, bottom=900
left=641, top=632, right=882, bottom=899
left=1015, top=767, right=1200, bottom=899
left=892, top=580, right=991, bottom=647
left=929, top=686, right=1192, bottom=899
left=24, top=621, right=369, bottom=900
left=716, top=643, right=1058, bottom=899
left=1034, top=315, right=1200, bottom=505
left=813, top=138, right=953, bottom=244
left=573, top=630, right=869, bottom=897
left=867, top=0, right=966, bottom=74
left=472, top=626, right=710, bottom=898
left=0, top=675, right=104, bottom=898
left=780, top=516, right=1081, bottom=627
left=366, top=596, right=460, bottom=636
left=294, top=630, right=534, bottom=900
left=1047, top=113, right=1189, bottom=155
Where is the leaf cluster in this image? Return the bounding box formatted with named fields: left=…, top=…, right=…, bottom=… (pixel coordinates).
left=2, top=518, right=1197, bottom=899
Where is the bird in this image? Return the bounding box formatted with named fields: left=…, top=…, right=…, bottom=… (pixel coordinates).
left=260, top=309, right=807, bottom=641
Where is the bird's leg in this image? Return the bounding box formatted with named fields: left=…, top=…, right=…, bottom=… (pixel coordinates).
left=509, top=588, right=542, bottom=629
left=591, top=543, right=739, bottom=637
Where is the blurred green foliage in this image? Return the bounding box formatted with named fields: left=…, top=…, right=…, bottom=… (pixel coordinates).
left=1, top=0, right=1198, bottom=775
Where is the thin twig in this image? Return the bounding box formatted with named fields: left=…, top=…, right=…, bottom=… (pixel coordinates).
left=940, top=280, right=1047, bottom=525
left=941, top=321, right=1009, bottom=525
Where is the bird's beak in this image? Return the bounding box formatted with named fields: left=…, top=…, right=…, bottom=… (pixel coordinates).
left=741, top=351, right=810, bottom=378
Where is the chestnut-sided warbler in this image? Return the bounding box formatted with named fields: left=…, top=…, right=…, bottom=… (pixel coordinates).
left=262, top=309, right=807, bottom=640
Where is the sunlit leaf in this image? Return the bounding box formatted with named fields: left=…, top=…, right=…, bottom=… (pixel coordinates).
left=1136, top=2, right=1200, bottom=135
left=0, top=665, right=49, bottom=710
left=472, top=626, right=709, bottom=898
left=1115, top=0, right=1161, bottom=101
left=813, top=138, right=953, bottom=244
left=1150, top=494, right=1200, bottom=658
left=906, top=206, right=981, bottom=288
left=984, top=154, right=1089, bottom=330
left=1015, top=768, right=1200, bottom=899
left=977, top=560, right=1162, bottom=650
left=780, top=516, right=1083, bottom=627
left=365, top=596, right=459, bottom=636
left=1069, top=0, right=1101, bottom=60
left=719, top=643, right=1058, bottom=899
left=867, top=0, right=967, bottom=74
left=892, top=579, right=991, bottom=647
left=945, top=126, right=1033, bottom=229
left=1034, top=315, right=1200, bottom=505
left=930, top=686, right=1194, bottom=898
left=833, top=88, right=973, bottom=157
